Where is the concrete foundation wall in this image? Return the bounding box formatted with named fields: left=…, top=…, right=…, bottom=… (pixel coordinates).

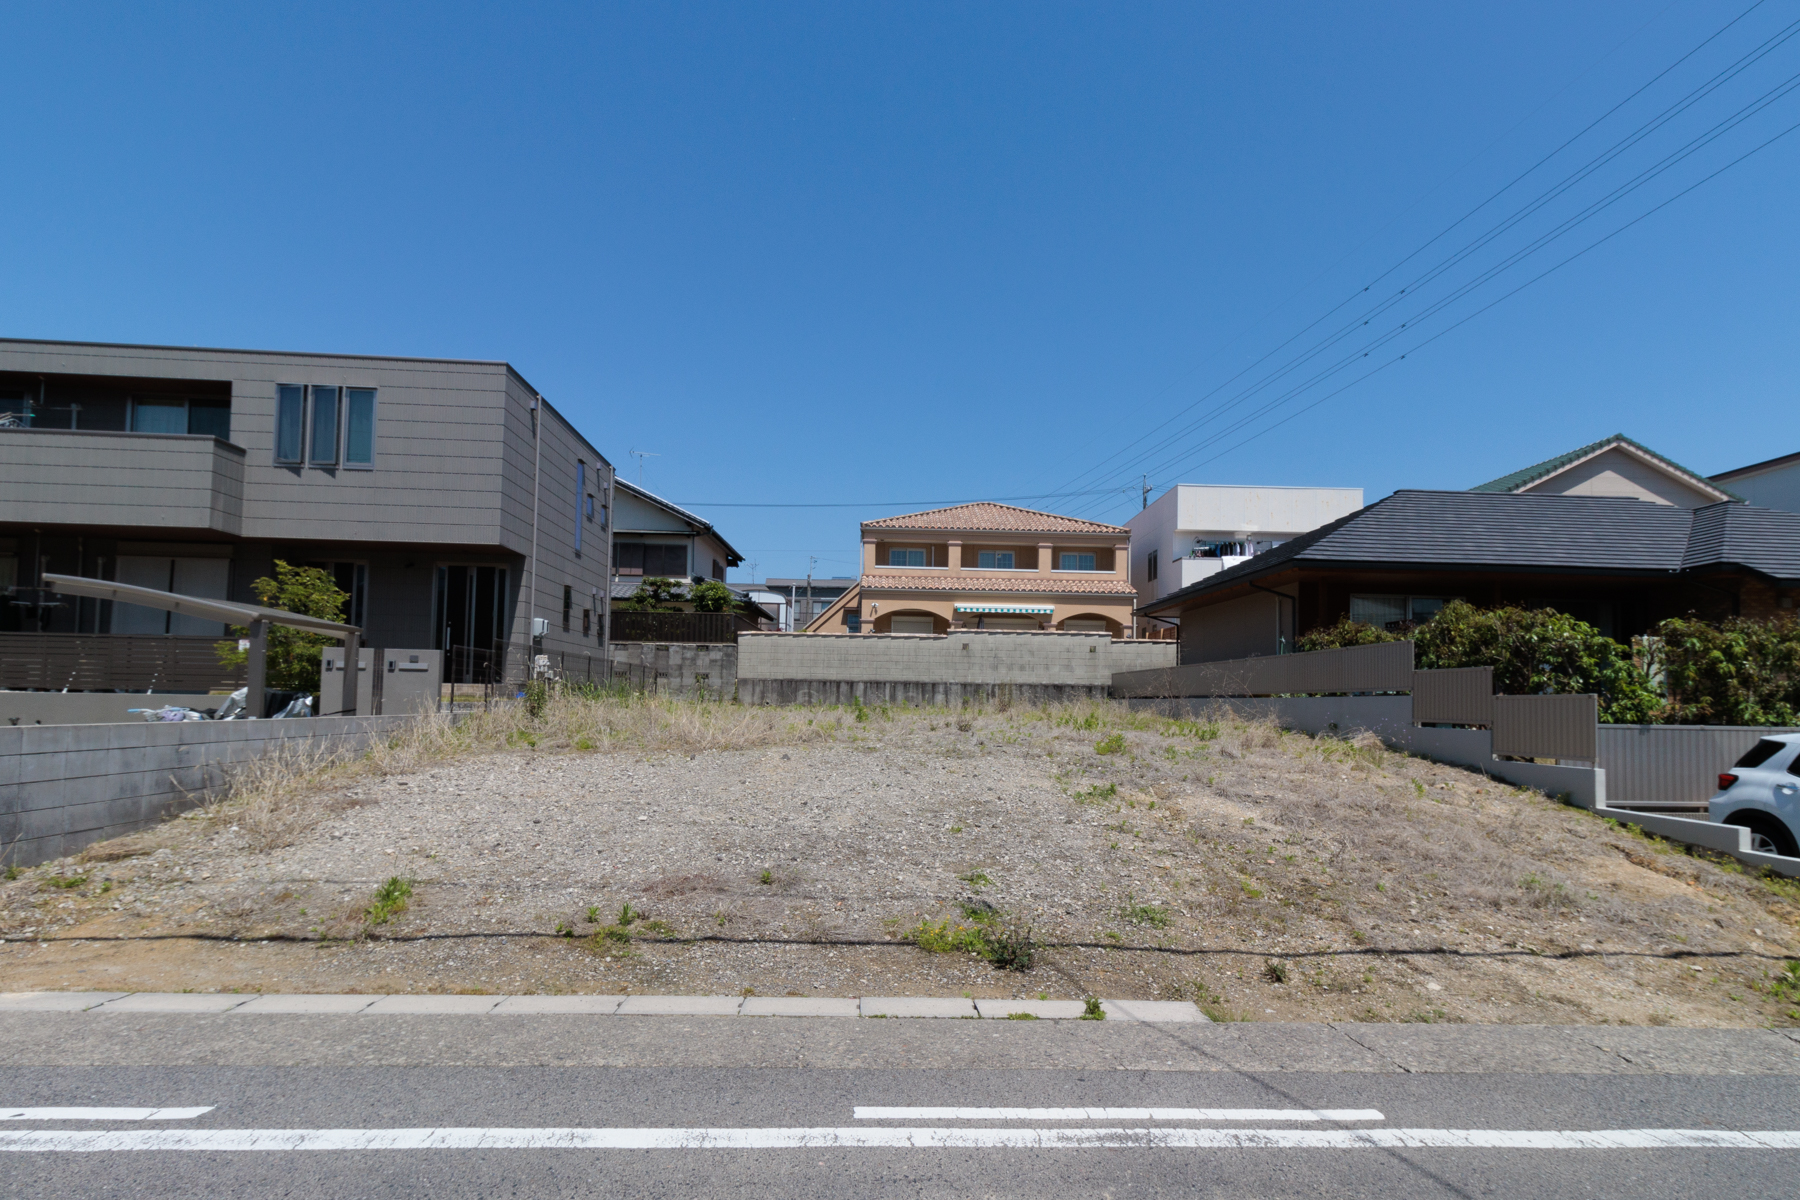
left=0, top=692, right=223, bottom=726
left=1, top=715, right=417, bottom=868
left=738, top=630, right=1175, bottom=686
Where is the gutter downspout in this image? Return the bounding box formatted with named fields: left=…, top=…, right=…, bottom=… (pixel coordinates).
left=528, top=395, right=543, bottom=654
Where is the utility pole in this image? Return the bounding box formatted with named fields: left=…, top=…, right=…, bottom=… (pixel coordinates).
left=806, top=555, right=816, bottom=633
left=528, top=396, right=543, bottom=660
left=1142, top=474, right=1151, bottom=510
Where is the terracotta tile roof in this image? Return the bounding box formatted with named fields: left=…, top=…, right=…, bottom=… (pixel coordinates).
left=862, top=502, right=1127, bottom=535
left=859, top=573, right=1135, bottom=596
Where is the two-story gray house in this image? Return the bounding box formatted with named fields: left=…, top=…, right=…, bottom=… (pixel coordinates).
left=0, top=337, right=615, bottom=682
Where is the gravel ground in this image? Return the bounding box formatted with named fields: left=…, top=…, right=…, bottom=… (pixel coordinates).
left=4, top=700, right=1799, bottom=1024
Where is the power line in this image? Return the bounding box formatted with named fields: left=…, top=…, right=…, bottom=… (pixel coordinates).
left=1050, top=2, right=1792, bottom=513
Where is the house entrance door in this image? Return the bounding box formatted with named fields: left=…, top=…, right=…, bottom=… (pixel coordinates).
left=435, top=565, right=509, bottom=683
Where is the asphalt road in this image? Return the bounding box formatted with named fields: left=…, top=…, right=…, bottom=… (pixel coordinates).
left=4, top=1013, right=1799, bottom=1198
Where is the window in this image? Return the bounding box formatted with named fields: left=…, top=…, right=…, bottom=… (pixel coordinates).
left=977, top=551, right=1015, bottom=569
left=1736, top=739, right=1786, bottom=769
left=130, top=400, right=187, bottom=434
left=583, top=607, right=592, bottom=636
left=888, top=548, right=927, bottom=567
left=616, top=542, right=688, bottom=577
left=275, top=386, right=305, bottom=463
left=1059, top=552, right=1097, bottom=571
left=1147, top=550, right=1158, bottom=581
left=586, top=494, right=595, bottom=522
left=1349, top=594, right=1448, bottom=631
left=574, top=462, right=585, bottom=555
left=344, top=389, right=376, bottom=466
left=712, top=558, right=724, bottom=581
left=308, top=386, right=340, bottom=465
left=563, top=585, right=573, bottom=633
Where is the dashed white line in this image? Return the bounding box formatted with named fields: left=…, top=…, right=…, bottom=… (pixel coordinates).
left=3, top=1127, right=1799, bottom=1151
left=853, top=1108, right=1385, bottom=1122
left=0, top=1108, right=214, bottom=1122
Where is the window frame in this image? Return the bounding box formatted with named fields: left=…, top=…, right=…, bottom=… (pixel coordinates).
left=342, top=387, right=377, bottom=469
left=976, top=550, right=1015, bottom=570
left=274, top=386, right=306, bottom=464
left=1058, top=552, right=1098, bottom=572
left=888, top=548, right=928, bottom=567
left=1147, top=550, right=1158, bottom=581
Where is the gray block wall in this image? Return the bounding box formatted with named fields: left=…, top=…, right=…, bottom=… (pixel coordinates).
left=607, top=642, right=737, bottom=697
left=1, top=715, right=417, bottom=868
left=737, top=630, right=1176, bottom=686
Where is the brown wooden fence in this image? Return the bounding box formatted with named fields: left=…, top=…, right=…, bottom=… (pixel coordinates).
left=0, top=633, right=244, bottom=693
left=1411, top=666, right=1495, bottom=725
left=608, top=611, right=745, bottom=644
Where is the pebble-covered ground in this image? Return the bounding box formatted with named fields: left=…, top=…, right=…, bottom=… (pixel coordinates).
left=4, top=699, right=1798, bottom=1024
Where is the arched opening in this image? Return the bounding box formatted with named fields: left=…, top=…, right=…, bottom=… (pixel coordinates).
left=1058, top=612, right=1124, bottom=638
left=874, top=608, right=947, bottom=635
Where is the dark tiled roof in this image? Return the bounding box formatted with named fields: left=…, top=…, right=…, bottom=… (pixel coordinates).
left=1684, top=502, right=1800, bottom=576
left=1142, top=491, right=1800, bottom=614
left=1471, top=433, right=1731, bottom=499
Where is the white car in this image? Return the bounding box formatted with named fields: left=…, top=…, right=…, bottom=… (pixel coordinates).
left=1710, top=734, right=1800, bottom=858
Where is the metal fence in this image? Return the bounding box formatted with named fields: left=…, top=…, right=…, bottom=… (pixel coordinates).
left=0, top=633, right=243, bottom=693
left=1411, top=666, right=1494, bottom=726
left=1493, top=694, right=1597, bottom=761
left=1597, top=723, right=1800, bottom=811
left=1112, top=639, right=1414, bottom=699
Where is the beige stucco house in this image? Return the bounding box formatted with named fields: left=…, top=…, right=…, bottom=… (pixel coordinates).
left=806, top=502, right=1137, bottom=636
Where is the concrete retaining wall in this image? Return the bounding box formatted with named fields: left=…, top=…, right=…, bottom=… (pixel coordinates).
left=1128, top=695, right=1604, bottom=808
left=1593, top=808, right=1800, bottom=878
left=738, top=630, right=1175, bottom=687
left=1, top=715, right=417, bottom=868
left=0, top=692, right=223, bottom=726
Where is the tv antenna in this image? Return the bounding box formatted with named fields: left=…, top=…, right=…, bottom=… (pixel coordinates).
left=627, top=449, right=660, bottom=486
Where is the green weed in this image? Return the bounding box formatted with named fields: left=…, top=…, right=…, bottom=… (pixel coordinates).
left=958, top=871, right=993, bottom=889
left=1119, top=899, right=1170, bottom=928
left=44, top=874, right=89, bottom=890
left=1005, top=1011, right=1039, bottom=1020
left=1094, top=734, right=1127, bottom=756
left=365, top=876, right=413, bottom=926
left=1081, top=997, right=1105, bottom=1020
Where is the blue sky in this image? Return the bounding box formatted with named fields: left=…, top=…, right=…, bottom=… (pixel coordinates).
left=3, top=2, right=1797, bottom=581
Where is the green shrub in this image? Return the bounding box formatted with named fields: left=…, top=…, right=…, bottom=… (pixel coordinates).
left=1414, top=601, right=1659, bottom=722
left=1295, top=617, right=1402, bottom=652
left=214, top=560, right=349, bottom=691
left=1649, top=615, right=1800, bottom=726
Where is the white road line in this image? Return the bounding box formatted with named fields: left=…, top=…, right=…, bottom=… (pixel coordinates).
left=853, top=1108, right=1385, bottom=1122
left=3, top=1127, right=1799, bottom=1151
left=0, top=1108, right=213, bottom=1121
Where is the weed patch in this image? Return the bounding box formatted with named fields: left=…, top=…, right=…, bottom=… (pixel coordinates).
left=365, top=876, right=413, bottom=927
left=1094, top=734, right=1127, bottom=756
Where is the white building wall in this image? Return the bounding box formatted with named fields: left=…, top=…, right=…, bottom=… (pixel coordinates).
left=1715, top=459, right=1800, bottom=514
left=1125, top=484, right=1363, bottom=614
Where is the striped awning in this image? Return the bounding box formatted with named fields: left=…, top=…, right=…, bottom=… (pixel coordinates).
left=953, top=603, right=1055, bottom=615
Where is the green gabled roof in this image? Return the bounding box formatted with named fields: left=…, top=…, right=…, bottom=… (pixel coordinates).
left=1471, top=434, right=1739, bottom=500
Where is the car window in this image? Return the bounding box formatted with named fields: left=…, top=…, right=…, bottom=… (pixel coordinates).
left=1734, top=739, right=1787, bottom=769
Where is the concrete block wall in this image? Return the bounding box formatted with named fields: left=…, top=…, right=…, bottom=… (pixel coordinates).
left=738, top=630, right=1176, bottom=687
left=1, top=715, right=416, bottom=868
left=606, top=642, right=737, bottom=698
left=738, top=679, right=1109, bottom=707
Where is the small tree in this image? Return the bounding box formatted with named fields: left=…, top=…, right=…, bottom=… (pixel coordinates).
left=617, top=577, right=686, bottom=612
left=214, top=561, right=348, bottom=692
left=688, top=580, right=735, bottom=613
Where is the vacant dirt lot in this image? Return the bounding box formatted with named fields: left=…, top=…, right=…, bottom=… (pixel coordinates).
left=4, top=697, right=1798, bottom=1024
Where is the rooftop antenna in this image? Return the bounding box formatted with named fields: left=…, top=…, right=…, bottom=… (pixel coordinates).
left=628, top=449, right=660, bottom=486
